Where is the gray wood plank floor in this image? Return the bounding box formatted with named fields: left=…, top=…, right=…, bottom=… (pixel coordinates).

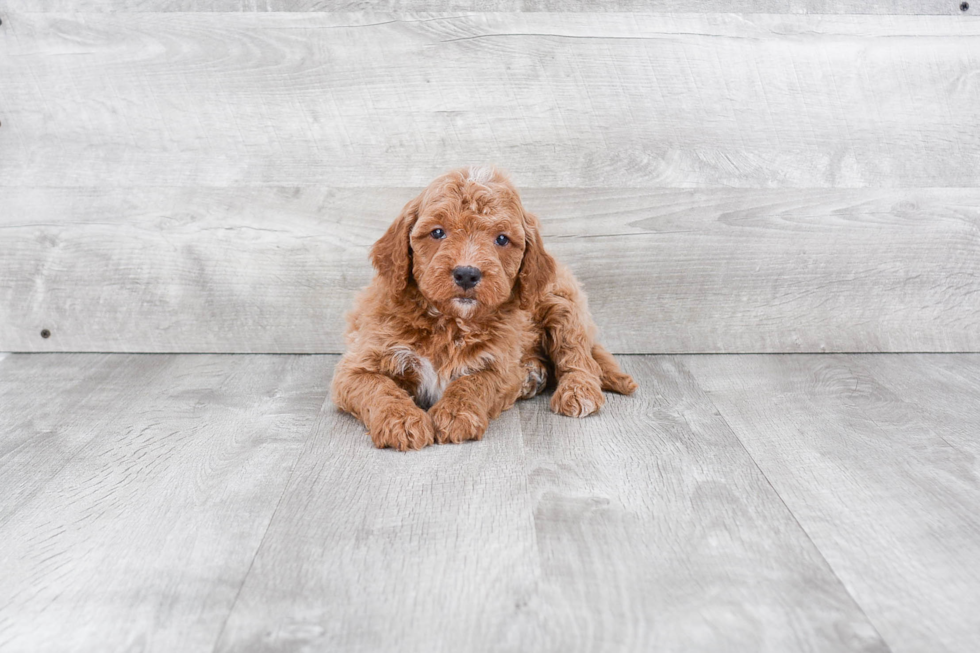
left=686, top=354, right=980, bottom=653
left=1, top=353, right=978, bottom=652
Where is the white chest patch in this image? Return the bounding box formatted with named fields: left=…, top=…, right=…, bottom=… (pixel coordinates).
left=416, top=356, right=448, bottom=408
left=387, top=346, right=494, bottom=409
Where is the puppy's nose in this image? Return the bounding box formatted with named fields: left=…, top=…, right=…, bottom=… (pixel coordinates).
left=452, top=266, right=482, bottom=290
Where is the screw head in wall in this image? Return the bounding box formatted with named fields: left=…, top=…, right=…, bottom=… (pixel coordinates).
left=962, top=2, right=971, bottom=11
left=41, top=329, right=51, bottom=339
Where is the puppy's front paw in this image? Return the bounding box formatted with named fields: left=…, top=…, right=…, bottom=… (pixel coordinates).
left=430, top=399, right=489, bottom=444
left=520, top=358, right=549, bottom=399
left=370, top=404, right=435, bottom=451
left=551, top=373, right=605, bottom=418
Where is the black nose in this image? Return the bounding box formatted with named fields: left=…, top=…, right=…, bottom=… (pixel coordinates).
left=453, top=266, right=482, bottom=290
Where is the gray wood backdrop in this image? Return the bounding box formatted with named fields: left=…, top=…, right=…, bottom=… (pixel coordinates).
left=1, top=3, right=978, bottom=353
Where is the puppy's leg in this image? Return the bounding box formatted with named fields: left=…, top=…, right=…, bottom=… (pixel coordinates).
left=430, top=369, right=521, bottom=444
left=537, top=267, right=631, bottom=417
left=541, top=299, right=605, bottom=417
left=592, top=343, right=638, bottom=395
left=331, top=358, right=434, bottom=451
left=519, top=350, right=549, bottom=399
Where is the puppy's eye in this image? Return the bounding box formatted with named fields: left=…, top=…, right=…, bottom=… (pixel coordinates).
left=495, top=234, right=510, bottom=246
left=430, top=228, right=446, bottom=240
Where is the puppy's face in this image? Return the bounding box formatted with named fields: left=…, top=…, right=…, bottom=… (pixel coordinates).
left=371, top=167, right=555, bottom=320
left=409, top=173, right=526, bottom=318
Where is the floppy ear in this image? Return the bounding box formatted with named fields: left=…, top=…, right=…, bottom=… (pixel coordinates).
left=371, top=195, right=421, bottom=295
left=516, top=210, right=557, bottom=310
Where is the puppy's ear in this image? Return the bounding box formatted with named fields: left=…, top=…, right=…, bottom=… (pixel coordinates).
left=371, top=195, right=421, bottom=295
left=516, top=210, right=557, bottom=310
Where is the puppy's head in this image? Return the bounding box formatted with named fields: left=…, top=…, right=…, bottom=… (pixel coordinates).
left=371, top=166, right=555, bottom=319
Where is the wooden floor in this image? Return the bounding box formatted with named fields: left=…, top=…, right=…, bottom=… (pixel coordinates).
left=1, top=353, right=978, bottom=653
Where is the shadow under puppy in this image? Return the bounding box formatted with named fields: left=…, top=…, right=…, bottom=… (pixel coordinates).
left=332, top=166, right=636, bottom=450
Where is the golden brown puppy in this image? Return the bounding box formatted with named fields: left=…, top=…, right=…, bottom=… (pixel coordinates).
left=331, top=166, right=636, bottom=450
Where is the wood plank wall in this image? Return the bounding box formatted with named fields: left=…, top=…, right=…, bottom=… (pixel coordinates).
left=1, top=4, right=978, bottom=353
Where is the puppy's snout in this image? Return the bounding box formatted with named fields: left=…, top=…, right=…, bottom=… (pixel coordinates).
left=453, top=266, right=482, bottom=290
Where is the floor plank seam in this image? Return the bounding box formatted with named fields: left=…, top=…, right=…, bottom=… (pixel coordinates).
left=837, top=354, right=977, bottom=466
left=515, top=400, right=546, bottom=610
left=691, top=375, right=897, bottom=653
left=208, top=393, right=333, bottom=653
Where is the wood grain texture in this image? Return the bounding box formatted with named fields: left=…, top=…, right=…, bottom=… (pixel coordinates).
left=505, top=356, right=887, bottom=653
left=1, top=13, right=978, bottom=188
left=0, top=353, right=173, bottom=526
left=3, top=186, right=978, bottom=353
left=858, top=354, right=980, bottom=458
left=2, top=353, right=978, bottom=650
left=0, top=354, right=330, bottom=653
left=687, top=354, right=980, bottom=653
left=214, top=366, right=540, bottom=653
left=0, top=1, right=968, bottom=13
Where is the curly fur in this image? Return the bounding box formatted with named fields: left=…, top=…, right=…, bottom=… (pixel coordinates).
left=331, top=166, right=637, bottom=450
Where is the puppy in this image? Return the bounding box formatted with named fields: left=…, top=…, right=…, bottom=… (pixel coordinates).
left=331, top=166, right=637, bottom=451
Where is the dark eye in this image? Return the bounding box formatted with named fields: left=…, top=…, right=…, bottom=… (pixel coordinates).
left=495, top=234, right=510, bottom=246
left=430, top=228, right=446, bottom=240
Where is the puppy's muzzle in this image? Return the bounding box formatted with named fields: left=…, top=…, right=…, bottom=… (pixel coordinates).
left=452, top=266, right=482, bottom=290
